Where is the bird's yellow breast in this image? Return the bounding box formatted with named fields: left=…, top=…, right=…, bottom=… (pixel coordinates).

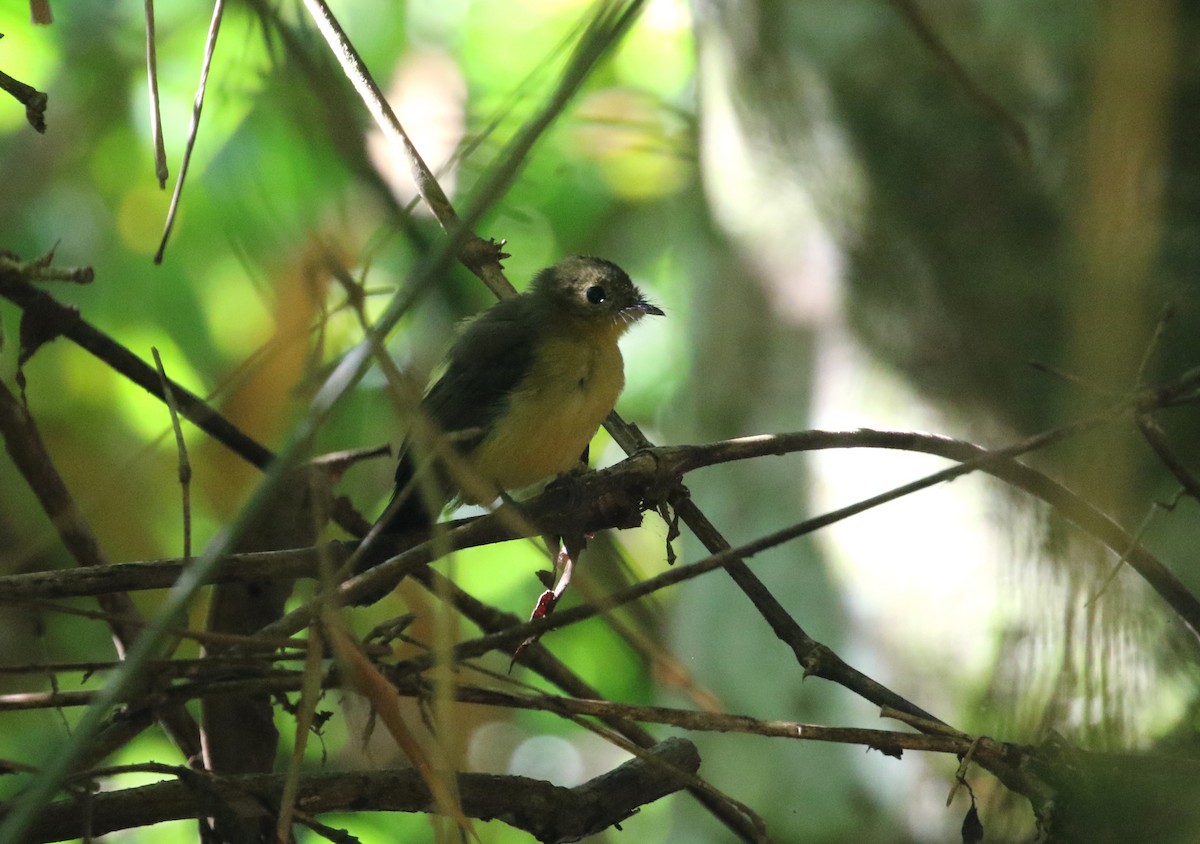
left=465, top=328, right=625, bottom=502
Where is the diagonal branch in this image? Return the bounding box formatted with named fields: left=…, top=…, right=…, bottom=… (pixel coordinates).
left=301, top=0, right=461, bottom=234
left=0, top=263, right=274, bottom=469
left=886, top=0, right=1029, bottom=154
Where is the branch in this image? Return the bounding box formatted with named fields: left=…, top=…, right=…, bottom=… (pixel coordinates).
left=299, top=0, right=643, bottom=298
left=300, top=0, right=462, bottom=234
left=0, top=228, right=635, bottom=839
left=153, top=0, right=224, bottom=263
left=21, top=738, right=700, bottom=844
left=5, top=424, right=1196, bottom=646
left=0, top=547, right=325, bottom=602
left=664, top=426, right=1200, bottom=641
left=0, top=378, right=203, bottom=765
left=0, top=58, right=48, bottom=133
left=1136, top=411, right=1200, bottom=503
left=886, top=0, right=1029, bottom=154
left=0, top=261, right=273, bottom=468
left=0, top=663, right=978, bottom=760
left=142, top=0, right=168, bottom=187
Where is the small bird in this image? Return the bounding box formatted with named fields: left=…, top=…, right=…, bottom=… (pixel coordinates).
left=370, top=255, right=662, bottom=556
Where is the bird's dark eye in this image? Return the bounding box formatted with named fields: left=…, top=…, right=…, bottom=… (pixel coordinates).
left=585, top=285, right=606, bottom=305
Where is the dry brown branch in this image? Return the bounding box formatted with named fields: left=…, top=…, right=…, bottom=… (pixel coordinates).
left=23, top=738, right=701, bottom=843
left=9, top=407, right=1190, bottom=834
left=4, top=420, right=1197, bottom=643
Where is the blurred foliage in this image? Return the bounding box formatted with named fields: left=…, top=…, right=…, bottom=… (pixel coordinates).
left=3, top=0, right=1200, bottom=842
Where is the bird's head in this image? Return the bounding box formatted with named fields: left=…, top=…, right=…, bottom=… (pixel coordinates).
left=530, top=256, right=663, bottom=330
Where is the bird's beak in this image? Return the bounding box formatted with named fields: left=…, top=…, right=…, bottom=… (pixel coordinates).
left=632, top=299, right=665, bottom=317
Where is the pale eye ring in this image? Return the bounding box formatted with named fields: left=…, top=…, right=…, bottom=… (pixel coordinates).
left=585, top=285, right=606, bottom=304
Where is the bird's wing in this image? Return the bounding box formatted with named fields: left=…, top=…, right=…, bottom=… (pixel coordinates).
left=421, top=296, right=537, bottom=452
left=378, top=298, right=536, bottom=540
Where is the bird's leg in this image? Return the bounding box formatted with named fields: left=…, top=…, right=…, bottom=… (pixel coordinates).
left=532, top=538, right=577, bottom=612
left=512, top=447, right=595, bottom=664
left=511, top=532, right=588, bottom=666
left=526, top=537, right=573, bottom=623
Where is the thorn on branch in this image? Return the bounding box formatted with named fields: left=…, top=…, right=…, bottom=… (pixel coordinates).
left=459, top=236, right=512, bottom=297
left=801, top=643, right=832, bottom=679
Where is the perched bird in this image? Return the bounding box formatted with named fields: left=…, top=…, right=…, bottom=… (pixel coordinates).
left=369, top=256, right=662, bottom=559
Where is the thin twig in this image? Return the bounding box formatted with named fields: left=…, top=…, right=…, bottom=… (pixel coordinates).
left=274, top=622, right=326, bottom=843
left=1, top=247, right=94, bottom=285
left=1086, top=491, right=1178, bottom=607
left=15, top=598, right=315, bottom=653
left=152, top=347, right=192, bottom=563
left=4, top=665, right=994, bottom=759
left=0, top=546, right=330, bottom=602
left=143, top=0, right=169, bottom=187
left=299, top=0, right=517, bottom=295
left=300, top=0, right=458, bottom=232
left=154, top=0, right=225, bottom=263
left=947, top=735, right=984, bottom=806
left=1134, top=302, right=1175, bottom=387
left=462, top=0, right=645, bottom=294
left=1136, top=412, right=1200, bottom=503
left=0, top=653, right=314, bottom=678
left=886, top=0, right=1029, bottom=155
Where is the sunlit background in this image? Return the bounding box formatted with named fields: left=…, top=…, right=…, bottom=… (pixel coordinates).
left=3, top=0, right=1200, bottom=841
